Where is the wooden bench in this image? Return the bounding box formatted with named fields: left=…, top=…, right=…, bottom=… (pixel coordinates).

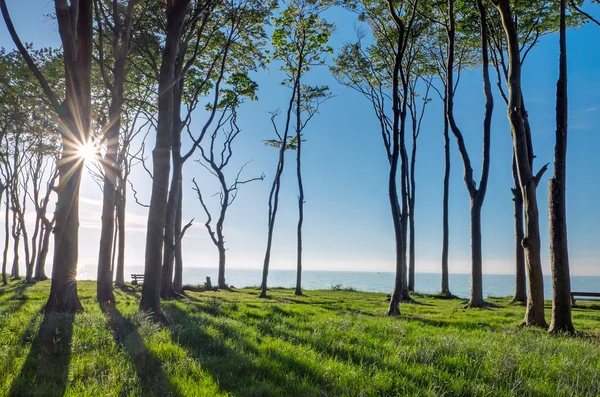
left=131, top=274, right=144, bottom=286
left=571, top=292, right=600, bottom=306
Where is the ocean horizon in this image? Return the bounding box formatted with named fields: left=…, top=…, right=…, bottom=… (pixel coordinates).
left=76, top=266, right=600, bottom=300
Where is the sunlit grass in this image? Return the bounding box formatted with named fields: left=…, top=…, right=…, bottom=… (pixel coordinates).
left=1, top=280, right=599, bottom=396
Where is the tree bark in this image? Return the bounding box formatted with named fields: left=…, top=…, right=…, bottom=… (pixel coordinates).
left=495, top=0, right=546, bottom=327
left=469, top=200, right=484, bottom=306
left=34, top=220, right=51, bottom=281
left=385, top=0, right=412, bottom=315
left=114, top=185, right=126, bottom=287
left=10, top=210, right=20, bottom=280
left=97, top=100, right=119, bottom=303
left=140, top=0, right=189, bottom=315
left=173, top=190, right=184, bottom=294
left=408, top=126, right=417, bottom=292
left=441, top=100, right=451, bottom=295
left=160, top=54, right=184, bottom=299
left=295, top=77, right=304, bottom=297
left=512, top=157, right=527, bottom=303
left=548, top=0, right=574, bottom=334
left=446, top=0, right=493, bottom=307
left=2, top=195, right=8, bottom=285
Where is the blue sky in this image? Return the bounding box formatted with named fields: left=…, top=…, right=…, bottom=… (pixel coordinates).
left=1, top=1, right=599, bottom=278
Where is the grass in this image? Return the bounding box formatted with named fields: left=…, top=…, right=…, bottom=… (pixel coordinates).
left=1, top=281, right=600, bottom=397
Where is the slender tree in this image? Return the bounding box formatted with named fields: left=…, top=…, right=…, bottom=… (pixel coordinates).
left=140, top=0, right=190, bottom=315
left=94, top=0, right=139, bottom=304
left=259, top=0, right=333, bottom=298
left=444, top=0, right=494, bottom=308
left=406, top=75, right=432, bottom=292
left=548, top=0, right=574, bottom=334
left=192, top=77, right=263, bottom=289
left=492, top=0, right=548, bottom=327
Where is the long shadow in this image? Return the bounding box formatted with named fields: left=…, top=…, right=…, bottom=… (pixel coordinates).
left=101, top=304, right=182, bottom=397
left=404, top=314, right=498, bottom=331
left=164, top=302, right=347, bottom=396
left=9, top=311, right=75, bottom=397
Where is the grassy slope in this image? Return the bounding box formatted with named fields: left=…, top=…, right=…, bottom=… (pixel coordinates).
left=1, top=281, right=599, bottom=397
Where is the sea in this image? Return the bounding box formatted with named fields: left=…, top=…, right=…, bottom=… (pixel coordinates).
left=76, top=266, right=600, bottom=299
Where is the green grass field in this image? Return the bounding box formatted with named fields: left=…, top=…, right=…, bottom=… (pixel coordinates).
left=1, top=280, right=599, bottom=397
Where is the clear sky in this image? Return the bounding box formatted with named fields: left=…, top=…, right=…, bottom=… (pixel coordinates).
left=1, top=1, right=599, bottom=278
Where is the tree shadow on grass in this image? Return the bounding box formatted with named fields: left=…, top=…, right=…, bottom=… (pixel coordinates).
left=101, top=304, right=182, bottom=397
left=163, top=303, right=346, bottom=396
left=9, top=311, right=75, bottom=397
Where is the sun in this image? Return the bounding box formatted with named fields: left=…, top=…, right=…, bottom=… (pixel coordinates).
left=77, top=141, right=98, bottom=164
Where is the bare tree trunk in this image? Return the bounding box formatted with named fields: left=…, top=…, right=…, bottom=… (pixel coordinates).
left=173, top=190, right=184, bottom=294
left=161, top=157, right=182, bottom=299
left=30, top=214, right=40, bottom=280
left=295, top=79, right=304, bottom=297
left=441, top=101, right=451, bottom=295
left=217, top=243, right=226, bottom=288
left=512, top=156, right=527, bottom=303
left=97, top=105, right=119, bottom=303
left=140, top=0, right=189, bottom=315
left=408, top=132, right=417, bottom=292
left=35, top=220, right=51, bottom=280
left=446, top=0, right=493, bottom=308
left=495, top=0, right=546, bottom=327
left=46, top=157, right=84, bottom=312
left=470, top=200, right=484, bottom=306
left=114, top=186, right=126, bottom=287
left=548, top=0, right=573, bottom=334
left=2, top=195, right=8, bottom=285
left=11, top=210, right=20, bottom=280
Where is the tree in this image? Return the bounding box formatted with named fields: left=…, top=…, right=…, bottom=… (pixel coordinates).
left=406, top=75, right=432, bottom=292
left=259, top=0, right=333, bottom=298
left=332, top=0, right=421, bottom=313
left=487, top=0, right=583, bottom=305
left=161, top=0, right=271, bottom=298
left=1, top=0, right=94, bottom=312
left=548, top=0, right=574, bottom=334
left=192, top=75, right=263, bottom=289
left=491, top=0, right=549, bottom=327
left=139, top=0, right=191, bottom=315
left=442, top=0, right=494, bottom=308
left=94, top=0, right=139, bottom=305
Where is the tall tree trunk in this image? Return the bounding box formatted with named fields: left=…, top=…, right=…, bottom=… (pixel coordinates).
left=441, top=101, right=451, bottom=295
left=495, top=0, right=546, bottom=327
left=140, top=0, right=189, bottom=315
left=469, top=200, right=484, bottom=306
left=97, top=102, right=119, bottom=303
left=408, top=132, right=417, bottom=292
left=161, top=51, right=184, bottom=299
left=173, top=190, right=184, bottom=293
left=45, top=155, right=84, bottom=312
left=512, top=156, right=527, bottom=303
left=19, top=212, right=31, bottom=282
left=2, top=195, right=8, bottom=285
left=161, top=157, right=182, bottom=299
left=548, top=0, right=573, bottom=334
left=11, top=212, right=20, bottom=280
left=295, top=79, right=304, bottom=297
left=30, top=215, right=40, bottom=280
left=385, top=0, right=408, bottom=315
left=260, top=161, right=284, bottom=298
left=260, top=72, right=301, bottom=299
left=34, top=220, right=51, bottom=280
left=447, top=0, right=493, bottom=308
left=114, top=186, right=126, bottom=287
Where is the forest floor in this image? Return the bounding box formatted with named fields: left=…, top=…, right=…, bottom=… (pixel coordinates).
left=1, top=280, right=600, bottom=397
